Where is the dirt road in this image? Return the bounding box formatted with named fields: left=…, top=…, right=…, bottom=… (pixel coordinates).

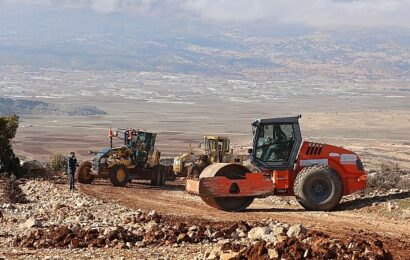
left=80, top=179, right=410, bottom=258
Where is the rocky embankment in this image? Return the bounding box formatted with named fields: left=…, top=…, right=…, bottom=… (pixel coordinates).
left=0, top=179, right=392, bottom=259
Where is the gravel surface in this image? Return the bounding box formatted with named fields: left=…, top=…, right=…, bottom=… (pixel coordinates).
left=0, top=178, right=407, bottom=259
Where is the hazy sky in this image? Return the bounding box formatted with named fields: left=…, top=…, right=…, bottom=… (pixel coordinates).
left=2, top=0, right=410, bottom=28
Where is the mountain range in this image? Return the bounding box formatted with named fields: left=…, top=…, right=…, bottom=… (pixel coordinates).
left=0, top=3, right=410, bottom=80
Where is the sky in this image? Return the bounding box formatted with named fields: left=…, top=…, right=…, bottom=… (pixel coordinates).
left=1, top=0, right=410, bottom=28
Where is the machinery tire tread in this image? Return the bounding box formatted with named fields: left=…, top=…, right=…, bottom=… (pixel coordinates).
left=159, top=166, right=166, bottom=186
left=167, top=166, right=176, bottom=181
left=294, top=164, right=343, bottom=211
left=110, top=164, right=129, bottom=187
left=150, top=166, right=161, bottom=186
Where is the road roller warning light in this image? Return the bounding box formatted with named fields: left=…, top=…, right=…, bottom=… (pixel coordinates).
left=186, top=115, right=367, bottom=212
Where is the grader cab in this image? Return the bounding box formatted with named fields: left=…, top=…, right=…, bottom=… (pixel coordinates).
left=203, top=136, right=244, bottom=164
left=173, top=136, right=246, bottom=178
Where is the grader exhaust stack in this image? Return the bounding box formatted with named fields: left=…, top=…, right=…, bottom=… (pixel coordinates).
left=186, top=115, right=367, bottom=212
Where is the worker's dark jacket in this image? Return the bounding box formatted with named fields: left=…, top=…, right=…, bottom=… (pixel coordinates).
left=68, top=157, right=77, bottom=175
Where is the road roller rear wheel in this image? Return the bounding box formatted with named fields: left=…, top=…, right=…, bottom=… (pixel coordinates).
left=199, top=163, right=255, bottom=212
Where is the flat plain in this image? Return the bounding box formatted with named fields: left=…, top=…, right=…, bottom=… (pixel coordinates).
left=2, top=68, right=410, bottom=260
left=1, top=68, right=407, bottom=170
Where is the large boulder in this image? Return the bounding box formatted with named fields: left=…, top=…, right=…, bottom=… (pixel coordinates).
left=20, top=217, right=43, bottom=229
left=145, top=221, right=160, bottom=232
left=248, top=227, right=270, bottom=240
left=286, top=224, right=307, bottom=238
left=270, top=225, right=287, bottom=236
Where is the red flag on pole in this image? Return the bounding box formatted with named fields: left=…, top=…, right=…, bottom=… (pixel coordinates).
left=108, top=126, right=113, bottom=148
left=108, top=126, right=113, bottom=138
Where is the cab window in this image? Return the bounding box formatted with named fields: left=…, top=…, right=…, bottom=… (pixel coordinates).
left=255, top=123, right=295, bottom=162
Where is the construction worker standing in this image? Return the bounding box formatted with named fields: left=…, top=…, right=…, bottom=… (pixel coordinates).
left=68, top=152, right=77, bottom=192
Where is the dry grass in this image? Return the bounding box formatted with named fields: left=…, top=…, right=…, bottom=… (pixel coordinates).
left=366, top=163, right=410, bottom=191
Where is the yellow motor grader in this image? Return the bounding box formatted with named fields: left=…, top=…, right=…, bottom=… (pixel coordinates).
left=77, top=128, right=169, bottom=187
left=172, top=136, right=246, bottom=178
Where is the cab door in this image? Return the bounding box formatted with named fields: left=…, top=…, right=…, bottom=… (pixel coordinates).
left=251, top=117, right=302, bottom=170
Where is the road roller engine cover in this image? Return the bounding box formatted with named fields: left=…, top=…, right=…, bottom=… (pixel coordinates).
left=186, top=115, right=367, bottom=212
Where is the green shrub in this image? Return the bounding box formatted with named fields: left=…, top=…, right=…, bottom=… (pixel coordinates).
left=49, top=154, right=67, bottom=173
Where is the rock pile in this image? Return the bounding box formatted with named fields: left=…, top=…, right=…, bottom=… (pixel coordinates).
left=205, top=231, right=391, bottom=259
left=11, top=213, right=391, bottom=260
left=13, top=212, right=216, bottom=249
left=0, top=180, right=392, bottom=259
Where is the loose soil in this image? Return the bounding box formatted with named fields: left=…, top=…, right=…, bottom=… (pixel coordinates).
left=80, top=179, right=410, bottom=258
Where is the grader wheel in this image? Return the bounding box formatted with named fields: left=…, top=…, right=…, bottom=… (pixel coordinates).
left=76, top=161, right=95, bottom=184
left=159, top=166, right=166, bottom=186
left=110, top=164, right=129, bottom=187
left=156, top=166, right=167, bottom=186
left=150, top=166, right=165, bottom=186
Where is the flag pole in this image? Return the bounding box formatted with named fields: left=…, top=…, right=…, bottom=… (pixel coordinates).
left=108, top=126, right=113, bottom=148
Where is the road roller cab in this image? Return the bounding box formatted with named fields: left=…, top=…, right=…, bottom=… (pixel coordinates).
left=250, top=116, right=302, bottom=171
left=186, top=115, right=367, bottom=212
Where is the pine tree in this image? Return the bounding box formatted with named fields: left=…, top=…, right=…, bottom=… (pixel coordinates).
left=0, top=115, right=22, bottom=177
